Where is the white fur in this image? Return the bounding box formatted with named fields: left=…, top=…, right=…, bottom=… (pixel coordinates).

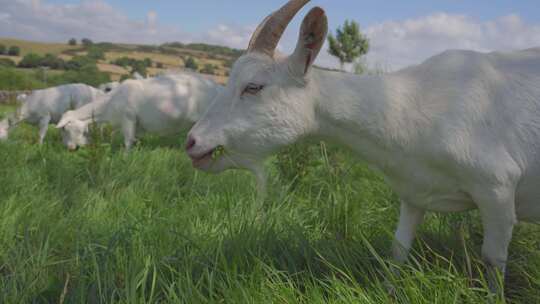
left=57, top=73, right=222, bottom=150
left=0, top=84, right=103, bottom=144
left=186, top=5, right=540, bottom=294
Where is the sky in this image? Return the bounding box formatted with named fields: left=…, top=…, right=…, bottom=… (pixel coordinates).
left=1, top=0, right=540, bottom=70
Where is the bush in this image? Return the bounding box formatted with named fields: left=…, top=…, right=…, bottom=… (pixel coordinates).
left=65, top=55, right=96, bottom=70
left=40, top=54, right=65, bottom=69
left=0, top=66, right=46, bottom=90
left=200, top=63, right=217, bottom=75
left=8, top=46, right=21, bottom=56
left=81, top=38, right=93, bottom=47
left=119, top=74, right=131, bottom=82
left=0, top=44, right=5, bottom=55
left=0, top=58, right=16, bottom=67
left=184, top=56, right=198, bottom=70
left=111, top=56, right=133, bottom=68
left=49, top=64, right=111, bottom=87
left=87, top=47, right=105, bottom=60
left=156, top=62, right=164, bottom=69
left=143, top=58, right=152, bottom=68
left=68, top=38, right=77, bottom=46
left=130, top=61, right=147, bottom=77
left=18, top=53, right=43, bottom=68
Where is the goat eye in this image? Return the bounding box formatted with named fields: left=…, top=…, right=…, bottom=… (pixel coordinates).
left=242, top=83, right=264, bottom=95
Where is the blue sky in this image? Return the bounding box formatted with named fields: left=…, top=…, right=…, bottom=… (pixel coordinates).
left=2, top=0, right=540, bottom=69
left=43, top=0, right=539, bottom=32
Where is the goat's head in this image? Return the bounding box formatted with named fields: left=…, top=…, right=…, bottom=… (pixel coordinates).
left=186, top=0, right=327, bottom=173
left=56, top=113, right=89, bottom=151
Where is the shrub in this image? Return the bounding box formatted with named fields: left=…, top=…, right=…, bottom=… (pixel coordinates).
left=18, top=53, right=43, bottom=68
left=0, top=44, right=5, bottom=55
left=130, top=61, right=147, bottom=77
left=200, top=63, right=217, bottom=75
left=8, top=46, right=21, bottom=56
left=68, top=38, right=77, bottom=46
left=40, top=54, right=65, bottom=69
left=143, top=58, right=152, bottom=68
left=65, top=55, right=96, bottom=70
left=81, top=38, right=93, bottom=47
left=119, top=74, right=131, bottom=82
left=87, top=47, right=105, bottom=60
left=111, top=56, right=133, bottom=68
left=49, top=64, right=111, bottom=87
left=156, top=62, right=164, bottom=69
left=0, top=66, right=45, bottom=90
left=184, top=56, right=198, bottom=70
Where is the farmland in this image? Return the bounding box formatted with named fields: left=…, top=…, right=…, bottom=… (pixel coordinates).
left=0, top=38, right=236, bottom=84
left=1, top=103, right=540, bottom=303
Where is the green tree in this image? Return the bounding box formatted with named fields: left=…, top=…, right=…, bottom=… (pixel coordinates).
left=327, top=20, right=369, bottom=71
left=68, top=38, right=77, bottom=46
left=184, top=56, right=198, bottom=70
left=0, top=44, right=5, bottom=55
left=18, top=53, right=43, bottom=68
left=81, top=38, right=93, bottom=47
left=8, top=46, right=21, bottom=56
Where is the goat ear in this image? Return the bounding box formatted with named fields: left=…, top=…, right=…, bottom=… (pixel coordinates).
left=288, top=7, right=328, bottom=77
left=56, top=118, right=69, bottom=129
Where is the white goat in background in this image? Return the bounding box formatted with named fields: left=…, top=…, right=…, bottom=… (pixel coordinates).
left=186, top=0, right=540, bottom=295
left=0, top=83, right=104, bottom=143
left=56, top=72, right=222, bottom=150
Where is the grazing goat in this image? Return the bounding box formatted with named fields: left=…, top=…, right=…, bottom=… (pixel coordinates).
left=0, top=83, right=103, bottom=143
left=185, top=0, right=540, bottom=295
left=57, top=73, right=222, bottom=150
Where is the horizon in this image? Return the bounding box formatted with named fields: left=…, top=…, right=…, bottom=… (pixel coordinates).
left=1, top=0, right=540, bottom=70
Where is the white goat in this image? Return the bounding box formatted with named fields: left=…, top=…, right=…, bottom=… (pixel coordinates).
left=186, top=0, right=540, bottom=295
left=0, top=83, right=104, bottom=143
left=56, top=73, right=222, bottom=150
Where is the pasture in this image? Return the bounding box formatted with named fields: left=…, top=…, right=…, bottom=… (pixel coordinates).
left=1, top=104, right=539, bottom=303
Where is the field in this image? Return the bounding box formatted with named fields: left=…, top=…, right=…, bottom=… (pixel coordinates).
left=1, top=104, right=540, bottom=303
left=0, top=38, right=233, bottom=84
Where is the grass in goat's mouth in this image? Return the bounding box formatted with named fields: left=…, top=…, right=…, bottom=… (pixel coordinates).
left=212, top=145, right=225, bottom=160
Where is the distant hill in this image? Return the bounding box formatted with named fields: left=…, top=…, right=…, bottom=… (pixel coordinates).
left=0, top=38, right=244, bottom=84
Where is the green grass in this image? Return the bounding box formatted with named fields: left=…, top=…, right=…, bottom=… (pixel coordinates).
left=0, top=105, right=539, bottom=303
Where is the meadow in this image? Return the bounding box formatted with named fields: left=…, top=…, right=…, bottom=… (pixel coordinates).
left=1, top=104, right=540, bottom=303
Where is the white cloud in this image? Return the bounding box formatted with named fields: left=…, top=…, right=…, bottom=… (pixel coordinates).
left=0, top=0, right=186, bottom=44
left=1, top=0, right=540, bottom=71
left=202, top=24, right=254, bottom=49
left=363, top=13, right=540, bottom=70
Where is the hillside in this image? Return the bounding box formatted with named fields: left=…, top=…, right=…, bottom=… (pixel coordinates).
left=0, top=38, right=243, bottom=84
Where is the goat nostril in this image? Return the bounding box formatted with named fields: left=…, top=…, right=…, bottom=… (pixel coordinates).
left=185, top=135, right=196, bottom=151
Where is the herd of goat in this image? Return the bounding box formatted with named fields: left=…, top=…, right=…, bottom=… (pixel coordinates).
left=2, top=0, right=540, bottom=298
left=0, top=72, right=220, bottom=150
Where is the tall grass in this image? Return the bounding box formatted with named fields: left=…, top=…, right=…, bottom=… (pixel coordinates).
left=0, top=106, right=539, bottom=303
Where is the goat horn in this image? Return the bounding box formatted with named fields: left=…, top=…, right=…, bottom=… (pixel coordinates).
left=247, top=0, right=310, bottom=57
